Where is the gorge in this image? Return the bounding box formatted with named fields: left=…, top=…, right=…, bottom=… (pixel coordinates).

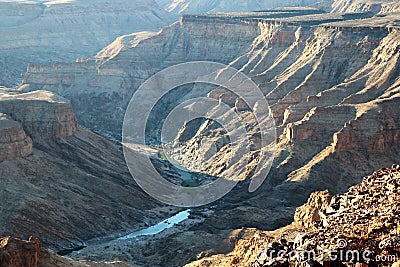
left=0, top=1, right=400, bottom=266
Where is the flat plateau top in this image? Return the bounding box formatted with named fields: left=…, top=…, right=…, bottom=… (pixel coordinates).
left=0, top=90, right=69, bottom=103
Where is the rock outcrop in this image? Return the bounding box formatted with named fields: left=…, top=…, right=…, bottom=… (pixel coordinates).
left=293, top=190, right=332, bottom=229
left=0, top=236, right=132, bottom=267
left=0, top=113, right=32, bottom=161
left=0, top=236, right=41, bottom=267
left=0, top=91, right=77, bottom=140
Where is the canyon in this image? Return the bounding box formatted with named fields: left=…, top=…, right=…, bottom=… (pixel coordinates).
left=20, top=9, right=400, bottom=203
left=0, top=1, right=400, bottom=267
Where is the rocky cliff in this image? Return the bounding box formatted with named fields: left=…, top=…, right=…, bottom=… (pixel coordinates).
left=0, top=91, right=77, bottom=140
left=0, top=113, right=33, bottom=161
left=0, top=0, right=177, bottom=87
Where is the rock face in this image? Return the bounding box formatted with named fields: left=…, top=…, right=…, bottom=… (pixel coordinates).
left=0, top=91, right=77, bottom=140
left=0, top=0, right=177, bottom=86
left=0, top=113, right=33, bottom=161
left=0, top=236, right=132, bottom=267
left=0, top=236, right=42, bottom=267
left=293, top=190, right=332, bottom=229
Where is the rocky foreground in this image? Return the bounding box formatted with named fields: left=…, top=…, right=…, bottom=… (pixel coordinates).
left=186, top=165, right=400, bottom=266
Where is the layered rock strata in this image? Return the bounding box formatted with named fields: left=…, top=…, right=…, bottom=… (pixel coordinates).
left=0, top=90, right=77, bottom=140
left=156, top=0, right=332, bottom=14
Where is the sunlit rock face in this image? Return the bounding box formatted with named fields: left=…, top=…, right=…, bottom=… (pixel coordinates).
left=0, top=0, right=178, bottom=87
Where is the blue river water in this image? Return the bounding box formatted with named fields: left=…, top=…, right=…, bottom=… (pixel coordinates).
left=118, top=210, right=191, bottom=240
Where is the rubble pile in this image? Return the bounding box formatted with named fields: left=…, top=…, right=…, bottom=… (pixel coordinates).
left=254, top=165, right=400, bottom=266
